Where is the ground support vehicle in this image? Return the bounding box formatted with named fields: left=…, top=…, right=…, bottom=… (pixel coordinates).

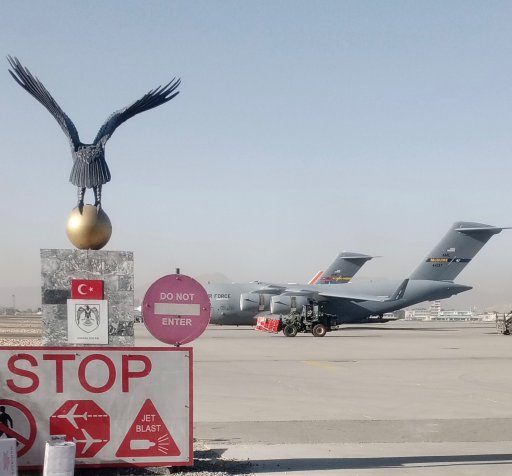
left=496, top=311, right=512, bottom=335
left=255, top=305, right=338, bottom=337
left=280, top=305, right=338, bottom=337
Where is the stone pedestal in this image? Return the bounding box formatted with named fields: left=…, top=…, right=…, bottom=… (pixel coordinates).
left=41, top=249, right=134, bottom=346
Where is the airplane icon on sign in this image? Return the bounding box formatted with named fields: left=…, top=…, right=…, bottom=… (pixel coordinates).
left=50, top=400, right=110, bottom=458
left=55, top=403, right=88, bottom=429
left=74, top=429, right=106, bottom=453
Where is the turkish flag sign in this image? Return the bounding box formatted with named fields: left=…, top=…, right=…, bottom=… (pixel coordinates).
left=71, top=279, right=104, bottom=300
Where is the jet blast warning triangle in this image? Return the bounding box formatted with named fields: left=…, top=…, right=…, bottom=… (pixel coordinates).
left=116, top=399, right=180, bottom=457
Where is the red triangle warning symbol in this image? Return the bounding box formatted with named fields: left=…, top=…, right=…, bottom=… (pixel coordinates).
left=116, top=399, right=181, bottom=457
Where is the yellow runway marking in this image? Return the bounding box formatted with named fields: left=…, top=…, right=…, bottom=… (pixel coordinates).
left=303, top=360, right=336, bottom=370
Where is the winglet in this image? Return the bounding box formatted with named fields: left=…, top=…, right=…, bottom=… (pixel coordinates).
left=386, top=279, right=409, bottom=301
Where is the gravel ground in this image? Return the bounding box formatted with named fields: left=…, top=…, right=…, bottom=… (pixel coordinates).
left=18, top=441, right=253, bottom=476
left=0, top=338, right=42, bottom=346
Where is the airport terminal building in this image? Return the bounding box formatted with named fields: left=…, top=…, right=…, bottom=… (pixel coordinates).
left=404, top=300, right=498, bottom=322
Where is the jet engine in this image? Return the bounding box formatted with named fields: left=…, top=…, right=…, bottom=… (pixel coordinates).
left=240, top=293, right=270, bottom=312
left=270, top=295, right=308, bottom=314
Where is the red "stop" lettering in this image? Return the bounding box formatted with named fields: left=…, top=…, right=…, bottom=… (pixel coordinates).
left=6, top=353, right=152, bottom=394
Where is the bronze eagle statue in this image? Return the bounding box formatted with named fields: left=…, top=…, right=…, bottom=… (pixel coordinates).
left=7, top=56, right=180, bottom=211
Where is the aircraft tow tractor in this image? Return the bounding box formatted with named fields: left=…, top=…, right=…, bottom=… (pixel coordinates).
left=256, top=304, right=338, bottom=337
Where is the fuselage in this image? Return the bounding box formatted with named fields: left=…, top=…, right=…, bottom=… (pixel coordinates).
left=319, top=279, right=472, bottom=324
left=207, top=283, right=264, bottom=325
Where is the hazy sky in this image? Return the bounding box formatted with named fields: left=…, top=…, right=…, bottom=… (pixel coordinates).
left=1, top=1, right=512, bottom=311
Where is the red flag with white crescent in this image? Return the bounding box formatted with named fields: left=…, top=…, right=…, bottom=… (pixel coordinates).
left=71, top=279, right=104, bottom=300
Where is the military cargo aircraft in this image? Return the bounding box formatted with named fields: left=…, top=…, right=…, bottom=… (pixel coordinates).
left=251, top=221, right=508, bottom=332
left=206, top=252, right=374, bottom=325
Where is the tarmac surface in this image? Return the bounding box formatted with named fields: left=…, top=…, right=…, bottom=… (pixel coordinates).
left=135, top=320, right=512, bottom=475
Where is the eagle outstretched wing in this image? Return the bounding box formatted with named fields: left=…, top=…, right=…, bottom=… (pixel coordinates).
left=93, top=78, right=181, bottom=146
left=7, top=55, right=80, bottom=149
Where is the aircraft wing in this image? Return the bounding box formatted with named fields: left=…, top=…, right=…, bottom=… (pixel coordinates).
left=253, top=279, right=409, bottom=303
left=251, top=284, right=291, bottom=295
left=318, top=279, right=408, bottom=302
left=280, top=286, right=390, bottom=302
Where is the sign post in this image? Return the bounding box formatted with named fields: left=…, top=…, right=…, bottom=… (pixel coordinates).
left=142, top=273, right=211, bottom=345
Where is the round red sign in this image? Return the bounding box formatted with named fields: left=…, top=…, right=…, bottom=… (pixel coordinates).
left=142, top=274, right=211, bottom=345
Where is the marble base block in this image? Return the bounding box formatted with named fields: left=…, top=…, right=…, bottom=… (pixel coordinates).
left=41, top=249, right=134, bottom=346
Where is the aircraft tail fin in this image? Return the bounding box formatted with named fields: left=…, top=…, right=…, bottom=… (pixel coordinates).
left=409, top=222, right=507, bottom=281
left=316, top=252, right=373, bottom=284
left=308, top=271, right=324, bottom=285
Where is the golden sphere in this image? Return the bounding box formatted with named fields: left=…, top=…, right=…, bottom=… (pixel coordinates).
left=66, top=205, right=112, bottom=250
